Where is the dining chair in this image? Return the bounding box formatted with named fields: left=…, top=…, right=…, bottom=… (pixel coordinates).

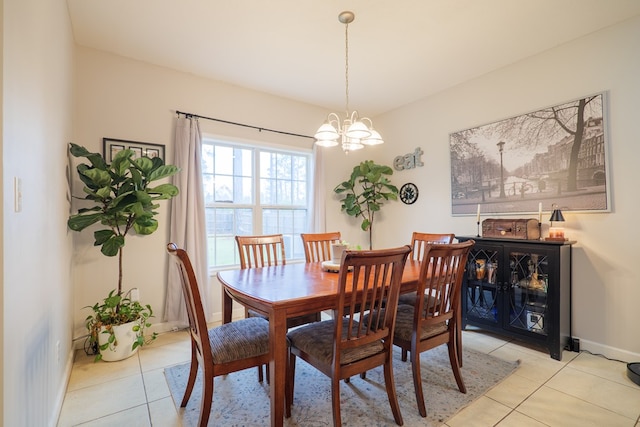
left=166, top=243, right=270, bottom=427
left=235, top=234, right=321, bottom=382
left=285, top=245, right=412, bottom=427
left=300, top=231, right=342, bottom=263
left=389, top=240, right=473, bottom=417
left=397, top=232, right=456, bottom=362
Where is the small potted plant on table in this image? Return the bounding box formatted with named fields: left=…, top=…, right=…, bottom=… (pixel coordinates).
left=68, top=143, right=179, bottom=361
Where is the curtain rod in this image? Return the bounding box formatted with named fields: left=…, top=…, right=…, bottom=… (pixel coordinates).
left=176, top=110, right=314, bottom=140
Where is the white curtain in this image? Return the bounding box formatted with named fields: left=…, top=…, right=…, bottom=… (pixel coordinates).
left=165, top=116, right=210, bottom=326
left=310, top=145, right=327, bottom=232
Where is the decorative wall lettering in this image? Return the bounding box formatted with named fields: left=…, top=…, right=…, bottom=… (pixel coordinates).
left=393, top=147, right=424, bottom=171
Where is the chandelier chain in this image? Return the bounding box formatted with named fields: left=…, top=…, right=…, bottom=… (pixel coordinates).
left=344, top=20, right=350, bottom=115
left=313, top=11, right=383, bottom=152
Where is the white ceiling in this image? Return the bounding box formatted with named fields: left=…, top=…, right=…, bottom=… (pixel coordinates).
left=66, top=0, right=640, bottom=116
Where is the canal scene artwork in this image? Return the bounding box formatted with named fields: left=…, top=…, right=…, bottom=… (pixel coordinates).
left=449, top=92, right=609, bottom=216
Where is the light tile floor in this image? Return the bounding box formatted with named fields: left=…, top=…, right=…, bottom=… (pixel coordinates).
left=57, top=325, right=640, bottom=426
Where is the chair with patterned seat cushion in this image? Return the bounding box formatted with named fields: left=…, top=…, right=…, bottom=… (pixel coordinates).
left=390, top=240, right=473, bottom=417
left=397, top=232, right=455, bottom=362
left=235, top=234, right=321, bottom=381
left=300, top=231, right=342, bottom=263
left=285, top=245, right=411, bottom=427
left=167, top=243, right=271, bottom=427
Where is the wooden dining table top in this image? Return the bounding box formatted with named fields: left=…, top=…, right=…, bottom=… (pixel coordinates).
left=218, top=259, right=422, bottom=316
left=217, top=258, right=423, bottom=427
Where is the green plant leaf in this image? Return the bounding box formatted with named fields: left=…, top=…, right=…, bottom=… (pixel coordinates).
left=134, top=218, right=158, bottom=235
left=147, top=183, right=179, bottom=197
left=133, top=156, right=154, bottom=173
left=69, top=143, right=108, bottom=169
left=101, top=235, right=125, bottom=256
left=67, top=213, right=103, bottom=231
left=94, top=229, right=115, bottom=245
left=148, top=165, right=179, bottom=182
left=112, top=151, right=134, bottom=175
left=82, top=168, right=112, bottom=188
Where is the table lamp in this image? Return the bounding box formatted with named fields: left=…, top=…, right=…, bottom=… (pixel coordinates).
left=545, top=204, right=567, bottom=241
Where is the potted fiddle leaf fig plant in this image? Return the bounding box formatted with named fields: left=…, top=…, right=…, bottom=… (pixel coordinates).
left=67, top=143, right=179, bottom=361
left=334, top=160, right=399, bottom=249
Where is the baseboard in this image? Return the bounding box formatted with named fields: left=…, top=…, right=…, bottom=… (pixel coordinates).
left=577, top=337, right=640, bottom=363
left=52, top=347, right=75, bottom=426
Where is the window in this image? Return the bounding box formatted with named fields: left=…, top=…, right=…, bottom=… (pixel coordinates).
left=202, top=138, right=311, bottom=269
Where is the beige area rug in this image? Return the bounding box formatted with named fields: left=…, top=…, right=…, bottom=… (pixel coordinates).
left=164, top=345, right=519, bottom=426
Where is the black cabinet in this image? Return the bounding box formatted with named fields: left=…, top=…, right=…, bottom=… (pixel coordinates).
left=456, top=236, right=573, bottom=360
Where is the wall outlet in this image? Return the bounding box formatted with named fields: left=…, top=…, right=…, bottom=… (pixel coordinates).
left=130, top=288, right=140, bottom=302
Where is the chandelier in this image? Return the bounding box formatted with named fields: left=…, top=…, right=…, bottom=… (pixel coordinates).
left=314, top=11, right=384, bottom=154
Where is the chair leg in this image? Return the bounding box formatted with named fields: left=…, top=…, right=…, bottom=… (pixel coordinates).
left=401, top=348, right=408, bottom=362
left=456, top=302, right=463, bottom=367
left=410, top=347, right=427, bottom=417
left=285, top=353, right=296, bottom=418
left=181, top=343, right=198, bottom=407
left=383, top=355, right=404, bottom=426
left=448, top=340, right=466, bottom=393
left=257, top=365, right=264, bottom=382
left=456, top=322, right=463, bottom=367
left=198, top=367, right=214, bottom=427
left=331, top=376, right=343, bottom=427
left=266, top=363, right=270, bottom=385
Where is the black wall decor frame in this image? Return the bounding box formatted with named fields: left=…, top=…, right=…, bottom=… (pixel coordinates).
left=103, top=137, right=165, bottom=162
left=449, top=92, right=610, bottom=216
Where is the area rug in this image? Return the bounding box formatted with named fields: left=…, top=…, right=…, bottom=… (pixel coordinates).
left=164, top=346, right=518, bottom=426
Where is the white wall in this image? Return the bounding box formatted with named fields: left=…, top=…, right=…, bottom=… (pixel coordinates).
left=2, top=0, right=75, bottom=425
left=73, top=47, right=328, bottom=334
left=327, top=16, right=640, bottom=361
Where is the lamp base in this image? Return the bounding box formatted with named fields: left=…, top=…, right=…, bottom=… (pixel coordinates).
left=545, top=237, right=568, bottom=241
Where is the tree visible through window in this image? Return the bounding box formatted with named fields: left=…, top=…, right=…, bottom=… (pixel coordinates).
left=202, top=139, right=311, bottom=268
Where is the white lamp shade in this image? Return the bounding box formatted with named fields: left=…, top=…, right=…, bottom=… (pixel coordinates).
left=315, top=138, right=339, bottom=147
left=345, top=120, right=372, bottom=139
left=361, top=129, right=384, bottom=145
left=314, top=122, right=339, bottom=141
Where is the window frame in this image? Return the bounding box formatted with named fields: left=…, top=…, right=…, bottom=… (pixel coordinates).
left=202, top=135, right=313, bottom=272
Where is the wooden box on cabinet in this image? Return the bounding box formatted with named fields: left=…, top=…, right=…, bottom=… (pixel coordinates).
left=456, top=236, right=573, bottom=360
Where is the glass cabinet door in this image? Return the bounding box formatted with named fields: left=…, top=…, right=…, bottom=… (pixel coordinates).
left=506, top=248, right=549, bottom=336
left=464, top=246, right=500, bottom=326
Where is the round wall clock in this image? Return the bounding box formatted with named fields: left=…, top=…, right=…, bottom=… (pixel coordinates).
left=400, top=182, right=419, bottom=205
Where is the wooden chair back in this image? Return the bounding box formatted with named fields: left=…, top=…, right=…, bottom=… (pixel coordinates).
left=414, top=240, right=473, bottom=328
left=300, top=232, right=341, bottom=262
left=235, top=234, right=286, bottom=269
left=410, top=232, right=455, bottom=261
left=335, top=245, right=411, bottom=366
left=167, top=243, right=212, bottom=368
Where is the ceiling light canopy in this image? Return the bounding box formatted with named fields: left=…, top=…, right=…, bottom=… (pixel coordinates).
left=314, top=11, right=383, bottom=154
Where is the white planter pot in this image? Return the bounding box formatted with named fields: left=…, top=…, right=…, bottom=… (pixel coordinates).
left=98, top=320, right=140, bottom=362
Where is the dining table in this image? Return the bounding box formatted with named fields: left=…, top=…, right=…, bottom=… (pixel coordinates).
left=217, top=259, right=422, bottom=427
